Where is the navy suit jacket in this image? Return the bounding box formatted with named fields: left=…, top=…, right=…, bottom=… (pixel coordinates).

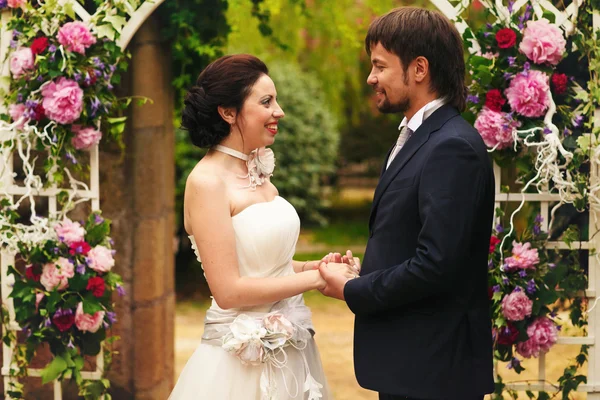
left=344, top=104, right=495, bottom=399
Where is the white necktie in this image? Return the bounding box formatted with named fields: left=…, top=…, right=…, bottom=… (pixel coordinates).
left=386, top=126, right=413, bottom=169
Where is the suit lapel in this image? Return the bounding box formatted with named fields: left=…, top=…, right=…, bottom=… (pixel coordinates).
left=368, top=105, right=460, bottom=230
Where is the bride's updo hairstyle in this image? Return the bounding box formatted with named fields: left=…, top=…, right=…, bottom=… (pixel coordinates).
left=181, top=54, right=269, bottom=148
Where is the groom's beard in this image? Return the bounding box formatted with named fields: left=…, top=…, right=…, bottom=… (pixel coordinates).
left=377, top=96, right=410, bottom=114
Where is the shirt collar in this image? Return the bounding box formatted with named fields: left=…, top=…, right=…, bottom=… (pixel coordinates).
left=398, top=97, right=447, bottom=132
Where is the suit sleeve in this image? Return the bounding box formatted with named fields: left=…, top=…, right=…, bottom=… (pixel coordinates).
left=344, top=136, right=487, bottom=316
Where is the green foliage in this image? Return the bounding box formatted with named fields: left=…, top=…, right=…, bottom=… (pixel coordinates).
left=268, top=63, right=340, bottom=225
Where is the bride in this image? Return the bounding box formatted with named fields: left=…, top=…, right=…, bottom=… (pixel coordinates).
left=169, top=54, right=358, bottom=399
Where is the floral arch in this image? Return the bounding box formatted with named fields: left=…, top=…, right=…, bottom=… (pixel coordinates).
left=0, top=0, right=598, bottom=399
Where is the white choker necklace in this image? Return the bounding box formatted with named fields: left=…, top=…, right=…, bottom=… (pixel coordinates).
left=214, top=145, right=276, bottom=190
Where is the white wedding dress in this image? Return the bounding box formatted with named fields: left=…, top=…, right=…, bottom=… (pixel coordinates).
left=169, top=196, right=331, bottom=400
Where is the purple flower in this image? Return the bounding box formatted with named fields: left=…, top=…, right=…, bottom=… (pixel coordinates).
left=67, top=339, right=75, bottom=349
left=507, top=357, right=521, bottom=370
left=548, top=263, right=556, bottom=269
left=533, top=225, right=541, bottom=235
left=573, top=115, right=584, bottom=128
left=49, top=55, right=55, bottom=63
left=486, top=23, right=493, bottom=29
left=488, top=259, right=494, bottom=269
left=502, top=277, right=510, bottom=285
left=508, top=0, right=514, bottom=13
left=0, top=0, right=8, bottom=8
left=66, top=152, right=78, bottom=165
left=563, top=127, right=571, bottom=136
left=48, top=44, right=57, bottom=53
left=109, top=64, right=116, bottom=73
left=109, top=238, right=114, bottom=246
left=76, top=263, right=85, bottom=274
left=12, top=30, right=21, bottom=38
left=493, top=285, right=501, bottom=292
left=106, top=311, right=117, bottom=324
left=94, top=214, right=104, bottom=224
left=90, top=96, right=102, bottom=117
left=513, top=286, right=523, bottom=292
left=557, top=324, right=562, bottom=331
left=54, top=308, right=73, bottom=318
left=543, top=127, right=552, bottom=135
left=44, top=318, right=52, bottom=327
left=467, top=94, right=480, bottom=104
left=526, top=279, right=536, bottom=294
left=503, top=72, right=513, bottom=81
left=92, top=57, right=104, bottom=68
left=535, top=214, right=543, bottom=224
left=84, top=72, right=93, bottom=86
left=74, top=73, right=82, bottom=82
left=519, top=270, right=527, bottom=278
left=496, top=224, right=504, bottom=233
left=36, top=75, right=44, bottom=82
left=550, top=310, right=557, bottom=318
left=52, top=134, right=58, bottom=143
left=53, top=247, right=60, bottom=254
left=16, top=93, right=23, bottom=102
left=507, top=56, right=516, bottom=67
left=9, top=39, right=17, bottom=49
left=116, top=284, right=126, bottom=297
left=483, top=32, right=491, bottom=37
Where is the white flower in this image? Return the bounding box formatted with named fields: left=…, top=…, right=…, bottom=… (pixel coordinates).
left=236, top=339, right=265, bottom=365
left=253, top=147, right=275, bottom=177
left=222, top=314, right=268, bottom=364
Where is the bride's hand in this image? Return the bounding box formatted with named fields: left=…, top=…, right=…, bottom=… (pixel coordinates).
left=341, top=250, right=361, bottom=274
left=323, top=261, right=359, bottom=280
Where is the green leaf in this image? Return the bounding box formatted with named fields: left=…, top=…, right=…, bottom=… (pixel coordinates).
left=95, top=24, right=116, bottom=41
left=40, top=354, right=68, bottom=384
left=542, top=11, right=556, bottom=24
left=104, top=15, right=126, bottom=31
left=63, top=2, right=76, bottom=20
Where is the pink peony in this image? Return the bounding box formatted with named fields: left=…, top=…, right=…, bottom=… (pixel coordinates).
left=505, top=70, right=549, bottom=118
left=74, top=302, right=105, bottom=333
left=41, top=78, right=83, bottom=124
left=40, top=257, right=74, bottom=291
left=474, top=108, right=521, bottom=150
left=7, top=0, right=26, bottom=9
left=54, top=218, right=85, bottom=245
left=9, top=47, right=34, bottom=78
left=516, top=317, right=558, bottom=358
left=519, top=19, right=566, bottom=66
left=57, top=22, right=96, bottom=55
left=8, top=104, right=26, bottom=128
left=87, top=245, right=115, bottom=273
left=501, top=290, right=533, bottom=321
left=505, top=241, right=540, bottom=271
left=71, top=125, right=102, bottom=150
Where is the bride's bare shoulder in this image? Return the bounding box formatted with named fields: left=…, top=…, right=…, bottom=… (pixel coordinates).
left=186, top=160, right=226, bottom=192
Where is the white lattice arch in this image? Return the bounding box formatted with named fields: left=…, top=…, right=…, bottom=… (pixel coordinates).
left=0, top=0, right=165, bottom=398
left=430, top=0, right=600, bottom=397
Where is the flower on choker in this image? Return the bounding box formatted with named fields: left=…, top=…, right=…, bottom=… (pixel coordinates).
left=244, top=147, right=275, bottom=190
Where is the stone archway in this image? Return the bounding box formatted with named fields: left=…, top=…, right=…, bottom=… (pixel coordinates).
left=100, top=13, right=175, bottom=399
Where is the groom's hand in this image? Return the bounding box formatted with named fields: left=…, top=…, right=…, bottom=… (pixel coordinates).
left=318, top=262, right=352, bottom=300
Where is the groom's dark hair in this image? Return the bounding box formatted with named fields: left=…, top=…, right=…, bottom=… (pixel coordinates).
left=365, top=7, right=466, bottom=111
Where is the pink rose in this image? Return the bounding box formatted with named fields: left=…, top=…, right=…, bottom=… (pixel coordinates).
left=519, top=19, right=566, bottom=66
left=57, top=22, right=96, bottom=55
left=40, top=257, right=74, bottom=291
left=501, top=290, right=533, bottom=321
left=10, top=47, right=34, bottom=78
left=54, top=218, right=85, bottom=245
left=474, top=108, right=521, bottom=150
left=71, top=125, right=102, bottom=150
left=505, top=241, right=540, bottom=271
left=505, top=70, right=550, bottom=118
left=87, top=245, right=115, bottom=273
left=41, top=78, right=83, bottom=124
left=7, top=0, right=26, bottom=8
left=74, top=302, right=105, bottom=333
left=8, top=104, right=26, bottom=128
left=263, top=313, right=294, bottom=338
left=516, top=317, right=558, bottom=358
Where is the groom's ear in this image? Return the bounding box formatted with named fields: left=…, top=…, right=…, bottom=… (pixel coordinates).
left=217, top=106, right=237, bottom=125
left=413, top=56, right=430, bottom=84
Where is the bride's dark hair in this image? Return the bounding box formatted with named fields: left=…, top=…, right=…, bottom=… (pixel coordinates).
left=181, top=54, right=269, bottom=148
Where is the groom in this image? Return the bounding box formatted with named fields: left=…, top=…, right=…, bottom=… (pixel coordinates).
left=319, top=7, right=495, bottom=400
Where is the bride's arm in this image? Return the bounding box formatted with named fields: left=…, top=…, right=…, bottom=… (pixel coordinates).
left=187, top=174, right=326, bottom=310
